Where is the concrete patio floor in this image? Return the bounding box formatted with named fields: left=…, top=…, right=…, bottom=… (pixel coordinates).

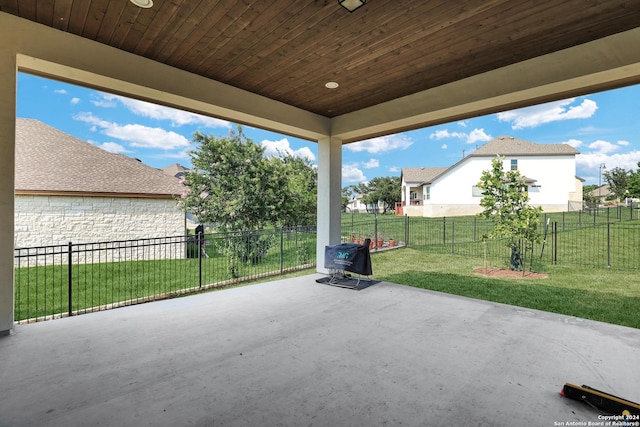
left=1, top=274, right=638, bottom=427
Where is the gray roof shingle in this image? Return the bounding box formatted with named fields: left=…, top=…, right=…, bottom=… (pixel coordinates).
left=15, top=118, right=183, bottom=197
left=471, top=136, right=579, bottom=156
left=401, top=167, right=448, bottom=184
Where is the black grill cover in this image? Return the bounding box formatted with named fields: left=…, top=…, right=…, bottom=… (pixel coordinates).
left=324, top=241, right=372, bottom=276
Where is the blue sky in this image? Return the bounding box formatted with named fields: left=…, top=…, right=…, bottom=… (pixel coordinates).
left=17, top=72, right=640, bottom=186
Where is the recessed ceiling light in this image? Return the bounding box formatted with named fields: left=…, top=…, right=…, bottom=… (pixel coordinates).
left=130, top=0, right=153, bottom=8
left=325, top=82, right=339, bottom=89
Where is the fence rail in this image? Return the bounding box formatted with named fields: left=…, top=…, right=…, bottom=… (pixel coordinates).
left=341, top=207, right=640, bottom=270
left=14, top=207, right=640, bottom=323
left=14, top=227, right=316, bottom=323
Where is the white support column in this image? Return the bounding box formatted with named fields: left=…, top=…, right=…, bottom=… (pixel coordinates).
left=0, top=51, right=16, bottom=335
left=316, top=136, right=343, bottom=273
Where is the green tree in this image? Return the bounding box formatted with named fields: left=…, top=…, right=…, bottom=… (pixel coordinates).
left=627, top=163, right=640, bottom=198
left=357, top=176, right=401, bottom=214
left=603, top=167, right=629, bottom=201
left=582, top=184, right=599, bottom=208
left=181, top=127, right=287, bottom=275
left=276, top=152, right=317, bottom=226
left=182, top=127, right=283, bottom=230
left=477, top=157, right=542, bottom=271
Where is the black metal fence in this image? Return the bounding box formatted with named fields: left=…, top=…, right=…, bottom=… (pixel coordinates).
left=14, top=227, right=316, bottom=323
left=342, top=205, right=640, bottom=270
left=14, top=206, right=640, bottom=323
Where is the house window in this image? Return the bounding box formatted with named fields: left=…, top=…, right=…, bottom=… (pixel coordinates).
left=511, top=159, right=518, bottom=171
left=410, top=191, right=418, bottom=200
left=472, top=186, right=483, bottom=197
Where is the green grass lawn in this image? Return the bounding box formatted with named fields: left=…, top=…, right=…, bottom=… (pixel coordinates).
left=369, top=248, right=640, bottom=329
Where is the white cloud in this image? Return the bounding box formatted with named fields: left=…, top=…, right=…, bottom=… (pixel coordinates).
left=617, top=140, right=630, bottom=146
left=563, top=139, right=583, bottom=148
left=457, top=121, right=468, bottom=127
left=345, top=134, right=413, bottom=154
left=578, top=125, right=600, bottom=134
left=430, top=129, right=465, bottom=140
left=577, top=151, right=640, bottom=177
left=441, top=144, right=447, bottom=150
left=260, top=138, right=316, bottom=161
left=389, top=166, right=400, bottom=173
left=54, top=89, right=67, bottom=94
left=363, top=158, right=379, bottom=169
left=467, top=128, right=492, bottom=144
left=342, top=164, right=366, bottom=183
left=74, top=112, right=190, bottom=150
left=93, top=93, right=230, bottom=128
left=588, top=140, right=619, bottom=154
left=91, top=96, right=117, bottom=108
left=152, top=149, right=192, bottom=161
left=96, top=142, right=130, bottom=154
left=429, top=128, right=491, bottom=144
left=497, top=98, right=598, bottom=129
left=70, top=97, right=80, bottom=105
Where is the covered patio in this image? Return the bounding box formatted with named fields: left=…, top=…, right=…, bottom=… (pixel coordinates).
left=1, top=2, right=640, bottom=424
left=1, top=275, right=638, bottom=426
left=2, top=2, right=640, bottom=335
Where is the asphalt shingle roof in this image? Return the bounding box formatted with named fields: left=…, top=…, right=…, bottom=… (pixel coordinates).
left=401, top=167, right=448, bottom=184
left=471, top=136, right=579, bottom=156
left=15, top=118, right=183, bottom=197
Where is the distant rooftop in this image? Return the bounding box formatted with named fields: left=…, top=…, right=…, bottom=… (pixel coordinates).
left=471, top=136, right=580, bottom=156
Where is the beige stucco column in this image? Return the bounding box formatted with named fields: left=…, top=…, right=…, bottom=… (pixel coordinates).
left=0, top=51, right=16, bottom=335
left=316, top=136, right=343, bottom=273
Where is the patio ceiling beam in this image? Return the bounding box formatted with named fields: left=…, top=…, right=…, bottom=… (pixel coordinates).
left=332, top=27, right=640, bottom=144
left=3, top=13, right=331, bottom=143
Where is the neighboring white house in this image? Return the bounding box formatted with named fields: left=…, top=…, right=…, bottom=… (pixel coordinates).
left=15, top=118, right=185, bottom=248
left=345, top=194, right=385, bottom=213
left=399, top=136, right=583, bottom=217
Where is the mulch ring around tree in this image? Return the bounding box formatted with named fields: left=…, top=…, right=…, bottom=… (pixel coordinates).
left=473, top=267, right=549, bottom=279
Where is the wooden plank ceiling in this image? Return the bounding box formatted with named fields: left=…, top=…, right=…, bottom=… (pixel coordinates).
left=2, top=0, right=640, bottom=117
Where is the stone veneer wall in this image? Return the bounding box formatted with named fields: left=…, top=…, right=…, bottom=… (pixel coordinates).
left=15, top=194, right=185, bottom=250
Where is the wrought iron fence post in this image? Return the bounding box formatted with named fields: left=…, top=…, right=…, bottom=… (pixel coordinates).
left=198, top=233, right=202, bottom=288
left=473, top=216, right=477, bottom=241
left=451, top=221, right=455, bottom=254
left=280, top=228, right=284, bottom=273
left=68, top=241, right=73, bottom=317
left=374, top=214, right=379, bottom=250
left=405, top=215, right=409, bottom=247
left=443, top=216, right=446, bottom=245
left=607, top=222, right=611, bottom=268
left=553, top=222, right=558, bottom=264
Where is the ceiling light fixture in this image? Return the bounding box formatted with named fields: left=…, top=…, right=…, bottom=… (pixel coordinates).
left=130, top=0, right=153, bottom=8
left=325, top=82, right=339, bottom=89
left=339, top=0, right=365, bottom=12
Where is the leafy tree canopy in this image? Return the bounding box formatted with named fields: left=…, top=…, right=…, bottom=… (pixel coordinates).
left=628, top=162, right=640, bottom=199
left=356, top=176, right=401, bottom=214
left=181, top=126, right=316, bottom=232
left=603, top=167, right=629, bottom=201
left=276, top=152, right=317, bottom=226
left=477, top=156, right=542, bottom=246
